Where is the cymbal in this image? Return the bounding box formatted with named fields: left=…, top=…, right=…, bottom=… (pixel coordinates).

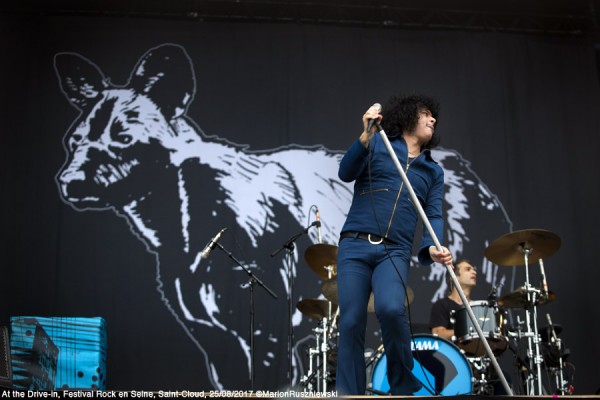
left=304, top=243, right=338, bottom=280
left=498, top=287, right=556, bottom=308
left=484, top=229, right=561, bottom=266
left=368, top=287, right=414, bottom=312
left=296, top=299, right=337, bottom=320
left=321, top=279, right=339, bottom=304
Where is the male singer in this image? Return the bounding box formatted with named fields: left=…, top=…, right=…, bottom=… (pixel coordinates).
left=335, top=96, right=453, bottom=395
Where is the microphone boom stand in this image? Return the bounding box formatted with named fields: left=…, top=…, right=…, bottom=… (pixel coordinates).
left=270, top=222, right=319, bottom=386
left=214, top=241, right=278, bottom=390
left=376, top=123, right=513, bottom=395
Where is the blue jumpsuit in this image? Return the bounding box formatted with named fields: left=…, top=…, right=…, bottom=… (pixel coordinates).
left=336, top=132, right=445, bottom=395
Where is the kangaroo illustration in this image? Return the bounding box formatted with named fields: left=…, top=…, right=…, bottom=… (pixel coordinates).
left=54, top=43, right=513, bottom=390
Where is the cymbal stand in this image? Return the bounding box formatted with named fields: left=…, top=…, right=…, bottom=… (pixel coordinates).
left=318, top=265, right=335, bottom=392
left=547, top=338, right=567, bottom=394
left=505, top=316, right=532, bottom=393
left=546, top=314, right=568, bottom=395
left=299, top=316, right=330, bottom=392
left=319, top=317, right=329, bottom=391
left=519, top=247, right=544, bottom=395
left=300, top=341, right=317, bottom=391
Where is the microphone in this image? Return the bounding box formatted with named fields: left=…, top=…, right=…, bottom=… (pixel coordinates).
left=201, top=227, right=228, bottom=259
left=367, top=103, right=382, bottom=132
left=539, top=258, right=549, bottom=298
left=487, top=283, right=499, bottom=305
left=315, top=207, right=322, bottom=243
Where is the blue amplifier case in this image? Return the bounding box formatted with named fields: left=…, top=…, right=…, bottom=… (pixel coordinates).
left=10, top=317, right=107, bottom=390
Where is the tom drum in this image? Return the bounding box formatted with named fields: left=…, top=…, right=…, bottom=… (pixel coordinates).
left=453, top=300, right=507, bottom=357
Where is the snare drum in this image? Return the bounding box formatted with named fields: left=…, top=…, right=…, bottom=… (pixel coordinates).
left=454, top=300, right=507, bottom=356
left=370, top=334, right=472, bottom=395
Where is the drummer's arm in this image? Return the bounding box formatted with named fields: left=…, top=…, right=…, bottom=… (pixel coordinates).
left=431, top=326, right=454, bottom=341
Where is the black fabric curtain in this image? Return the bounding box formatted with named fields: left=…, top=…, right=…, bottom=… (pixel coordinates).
left=1, top=13, right=599, bottom=393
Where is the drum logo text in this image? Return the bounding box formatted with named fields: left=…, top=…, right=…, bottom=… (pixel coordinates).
left=411, top=340, right=439, bottom=351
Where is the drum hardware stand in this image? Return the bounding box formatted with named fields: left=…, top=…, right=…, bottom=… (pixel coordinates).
left=518, top=248, right=544, bottom=395
left=365, top=387, right=390, bottom=395
left=376, top=123, right=513, bottom=395
left=213, top=241, right=278, bottom=390
left=299, top=316, right=332, bottom=392
left=270, top=220, right=321, bottom=385
left=545, top=313, right=568, bottom=395
left=365, top=345, right=392, bottom=395
left=468, top=356, right=494, bottom=395
left=506, top=319, right=532, bottom=375
left=327, top=307, right=339, bottom=339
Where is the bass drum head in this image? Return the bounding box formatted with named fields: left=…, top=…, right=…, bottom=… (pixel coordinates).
left=371, top=333, right=472, bottom=396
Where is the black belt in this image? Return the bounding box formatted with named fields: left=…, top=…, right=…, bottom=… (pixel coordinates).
left=340, top=231, right=397, bottom=245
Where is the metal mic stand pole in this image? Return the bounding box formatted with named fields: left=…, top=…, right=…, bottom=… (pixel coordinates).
left=376, top=123, right=513, bottom=395
left=214, top=241, right=278, bottom=390
left=270, top=222, right=319, bottom=386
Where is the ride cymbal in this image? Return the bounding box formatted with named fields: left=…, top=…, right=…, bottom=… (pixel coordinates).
left=304, top=243, right=338, bottom=280
left=484, top=229, right=561, bottom=266
left=296, top=299, right=336, bottom=320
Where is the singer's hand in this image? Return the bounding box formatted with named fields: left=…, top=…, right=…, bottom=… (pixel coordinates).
left=359, top=104, right=382, bottom=148
left=429, top=246, right=453, bottom=266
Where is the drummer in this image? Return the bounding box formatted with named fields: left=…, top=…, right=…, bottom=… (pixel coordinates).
left=429, top=259, right=512, bottom=395
left=428, top=259, right=477, bottom=340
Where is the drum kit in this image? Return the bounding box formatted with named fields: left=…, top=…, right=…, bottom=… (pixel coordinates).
left=297, top=243, right=339, bottom=392
left=483, top=228, right=571, bottom=396
left=295, top=228, right=572, bottom=396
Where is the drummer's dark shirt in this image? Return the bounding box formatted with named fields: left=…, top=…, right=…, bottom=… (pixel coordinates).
left=429, top=296, right=462, bottom=330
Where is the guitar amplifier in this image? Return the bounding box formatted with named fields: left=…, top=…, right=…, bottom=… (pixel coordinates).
left=10, top=317, right=106, bottom=390
left=0, top=326, right=12, bottom=388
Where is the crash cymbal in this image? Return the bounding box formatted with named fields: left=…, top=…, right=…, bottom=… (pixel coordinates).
left=498, top=286, right=555, bottom=308
left=367, top=287, right=414, bottom=313
left=304, top=243, right=338, bottom=280
left=484, top=229, right=561, bottom=266
left=321, top=278, right=338, bottom=304
left=296, top=299, right=337, bottom=320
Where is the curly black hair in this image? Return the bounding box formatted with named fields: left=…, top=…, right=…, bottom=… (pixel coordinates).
left=380, top=94, right=441, bottom=149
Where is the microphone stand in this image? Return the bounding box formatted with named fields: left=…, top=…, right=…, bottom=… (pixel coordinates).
left=270, top=221, right=319, bottom=386
left=376, top=122, right=513, bottom=395
left=213, top=241, right=278, bottom=390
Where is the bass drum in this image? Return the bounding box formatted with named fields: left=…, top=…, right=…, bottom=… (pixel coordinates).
left=370, top=334, right=472, bottom=396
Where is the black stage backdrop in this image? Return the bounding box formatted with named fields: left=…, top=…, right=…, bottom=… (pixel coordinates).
left=1, top=13, right=600, bottom=394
